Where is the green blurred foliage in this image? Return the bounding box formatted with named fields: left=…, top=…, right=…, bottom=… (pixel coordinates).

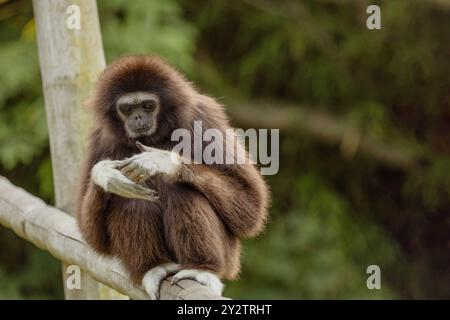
left=0, top=0, right=449, bottom=299
left=99, top=0, right=196, bottom=70
left=226, top=173, right=398, bottom=299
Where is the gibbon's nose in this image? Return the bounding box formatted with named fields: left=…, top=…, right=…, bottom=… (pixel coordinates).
left=134, top=114, right=143, bottom=121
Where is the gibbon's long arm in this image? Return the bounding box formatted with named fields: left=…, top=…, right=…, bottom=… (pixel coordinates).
left=76, top=141, right=158, bottom=253
left=173, top=162, right=268, bottom=238
left=121, top=142, right=269, bottom=239
left=76, top=152, right=113, bottom=253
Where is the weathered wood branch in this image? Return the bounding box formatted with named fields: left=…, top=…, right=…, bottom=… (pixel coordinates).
left=228, top=101, right=425, bottom=169
left=0, top=176, right=227, bottom=300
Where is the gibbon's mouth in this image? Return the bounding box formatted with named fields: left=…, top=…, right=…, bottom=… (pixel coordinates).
left=132, top=125, right=151, bottom=134
left=127, top=126, right=152, bottom=138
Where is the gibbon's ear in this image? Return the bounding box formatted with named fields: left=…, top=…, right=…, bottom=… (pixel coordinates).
left=136, top=141, right=157, bottom=152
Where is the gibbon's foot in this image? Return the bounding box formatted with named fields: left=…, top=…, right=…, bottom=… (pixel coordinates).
left=171, top=269, right=224, bottom=296
left=142, top=263, right=181, bottom=300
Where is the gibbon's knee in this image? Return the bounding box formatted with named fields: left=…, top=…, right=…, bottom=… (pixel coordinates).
left=105, top=198, right=172, bottom=284
left=164, top=187, right=227, bottom=273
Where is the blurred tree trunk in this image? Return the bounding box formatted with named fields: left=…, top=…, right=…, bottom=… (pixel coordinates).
left=32, top=0, right=126, bottom=299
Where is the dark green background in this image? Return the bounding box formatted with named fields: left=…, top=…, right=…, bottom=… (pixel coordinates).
left=0, top=0, right=449, bottom=299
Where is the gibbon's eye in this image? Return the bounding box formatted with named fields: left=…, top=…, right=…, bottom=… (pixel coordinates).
left=142, top=101, right=156, bottom=112
left=119, top=104, right=131, bottom=115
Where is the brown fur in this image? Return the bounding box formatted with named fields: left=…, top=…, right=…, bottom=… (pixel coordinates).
left=76, top=55, right=269, bottom=284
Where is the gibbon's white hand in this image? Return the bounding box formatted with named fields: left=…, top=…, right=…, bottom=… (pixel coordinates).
left=119, top=142, right=182, bottom=183
left=91, top=159, right=158, bottom=201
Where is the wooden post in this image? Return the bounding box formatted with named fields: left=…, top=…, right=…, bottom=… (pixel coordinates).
left=32, top=0, right=125, bottom=299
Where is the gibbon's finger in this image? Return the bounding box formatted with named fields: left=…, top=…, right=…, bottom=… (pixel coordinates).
left=135, top=175, right=148, bottom=184
left=122, top=161, right=158, bottom=179
left=117, top=157, right=136, bottom=169
left=108, top=160, right=125, bottom=168
left=126, top=184, right=159, bottom=201
left=111, top=166, right=135, bottom=182
left=107, top=178, right=135, bottom=198
left=124, top=168, right=145, bottom=183
left=108, top=177, right=158, bottom=201
left=107, top=168, right=147, bottom=193
left=120, top=163, right=136, bottom=176
left=114, top=185, right=157, bottom=201
left=117, top=154, right=146, bottom=169
left=132, top=175, right=144, bottom=184
left=115, top=172, right=158, bottom=196
left=128, top=168, right=146, bottom=181
left=95, top=159, right=121, bottom=170
left=121, top=182, right=156, bottom=199
left=100, top=159, right=125, bottom=170
left=136, top=141, right=158, bottom=153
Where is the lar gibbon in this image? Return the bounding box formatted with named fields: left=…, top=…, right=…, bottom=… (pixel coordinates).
left=76, top=55, right=269, bottom=299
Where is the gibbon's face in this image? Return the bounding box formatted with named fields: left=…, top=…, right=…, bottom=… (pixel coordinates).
left=116, top=92, right=160, bottom=138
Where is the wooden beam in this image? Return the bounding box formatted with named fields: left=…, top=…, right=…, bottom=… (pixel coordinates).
left=32, top=0, right=116, bottom=299
left=228, top=101, right=425, bottom=169
left=0, top=176, right=227, bottom=300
